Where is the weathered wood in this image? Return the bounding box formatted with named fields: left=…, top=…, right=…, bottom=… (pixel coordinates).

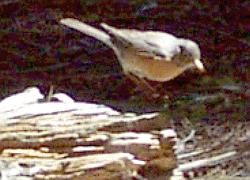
left=1, top=87, right=249, bottom=179
left=0, top=87, right=177, bottom=179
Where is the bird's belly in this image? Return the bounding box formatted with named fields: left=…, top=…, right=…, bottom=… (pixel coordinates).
left=121, top=56, right=185, bottom=82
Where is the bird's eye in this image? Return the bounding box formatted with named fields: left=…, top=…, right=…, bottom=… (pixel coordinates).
left=179, top=46, right=186, bottom=53
left=179, top=46, right=191, bottom=57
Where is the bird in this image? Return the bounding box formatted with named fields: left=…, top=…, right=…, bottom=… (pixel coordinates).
left=60, top=18, right=205, bottom=97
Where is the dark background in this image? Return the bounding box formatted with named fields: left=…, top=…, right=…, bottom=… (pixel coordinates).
left=0, top=0, right=249, bottom=114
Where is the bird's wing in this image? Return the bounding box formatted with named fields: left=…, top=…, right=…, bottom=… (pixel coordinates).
left=101, top=23, right=181, bottom=61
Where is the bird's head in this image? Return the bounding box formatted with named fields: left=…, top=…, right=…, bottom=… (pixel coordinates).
left=178, top=38, right=205, bottom=72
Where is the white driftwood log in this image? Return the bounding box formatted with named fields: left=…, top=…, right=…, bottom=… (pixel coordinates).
left=1, top=87, right=249, bottom=180
left=0, top=87, right=177, bottom=179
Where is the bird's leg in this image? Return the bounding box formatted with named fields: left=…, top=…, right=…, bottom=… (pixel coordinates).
left=138, top=77, right=157, bottom=93
left=126, top=73, right=160, bottom=97
left=126, top=73, right=153, bottom=91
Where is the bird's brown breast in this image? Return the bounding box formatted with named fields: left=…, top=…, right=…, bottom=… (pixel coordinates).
left=120, top=50, right=186, bottom=82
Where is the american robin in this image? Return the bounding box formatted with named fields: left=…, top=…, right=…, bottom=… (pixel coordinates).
left=60, top=18, right=205, bottom=97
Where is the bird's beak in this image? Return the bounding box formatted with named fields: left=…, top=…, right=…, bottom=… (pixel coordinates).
left=194, top=59, right=206, bottom=72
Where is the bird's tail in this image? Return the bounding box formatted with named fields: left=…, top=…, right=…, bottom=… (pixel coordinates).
left=60, top=18, right=112, bottom=47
